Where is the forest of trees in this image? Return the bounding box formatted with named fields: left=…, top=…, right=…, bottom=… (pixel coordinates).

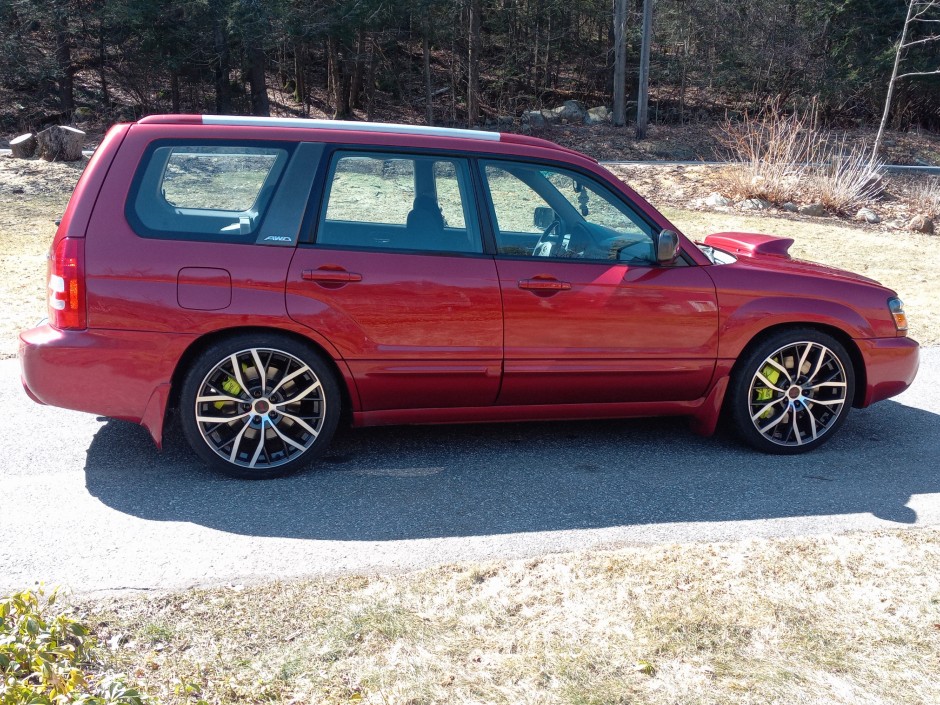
left=1, top=0, right=938, bottom=132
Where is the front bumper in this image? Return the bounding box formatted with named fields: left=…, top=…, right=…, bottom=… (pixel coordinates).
left=856, top=336, right=920, bottom=407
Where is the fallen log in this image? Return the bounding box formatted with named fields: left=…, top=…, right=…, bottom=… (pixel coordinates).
left=36, top=125, right=85, bottom=162
left=9, top=133, right=36, bottom=158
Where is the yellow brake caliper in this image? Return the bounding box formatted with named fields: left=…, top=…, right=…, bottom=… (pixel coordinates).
left=215, top=375, right=244, bottom=410
left=755, top=363, right=781, bottom=418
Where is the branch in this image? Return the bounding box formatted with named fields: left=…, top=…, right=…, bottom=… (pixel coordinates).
left=901, top=34, right=940, bottom=48
left=896, top=68, right=940, bottom=79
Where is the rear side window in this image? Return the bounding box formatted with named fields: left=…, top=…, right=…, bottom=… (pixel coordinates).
left=316, top=152, right=482, bottom=254
left=127, top=143, right=290, bottom=241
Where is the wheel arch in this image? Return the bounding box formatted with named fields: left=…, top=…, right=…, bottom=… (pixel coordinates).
left=727, top=322, right=867, bottom=408
left=167, top=326, right=358, bottom=423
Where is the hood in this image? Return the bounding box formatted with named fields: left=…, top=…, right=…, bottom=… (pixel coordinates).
left=703, top=231, right=882, bottom=286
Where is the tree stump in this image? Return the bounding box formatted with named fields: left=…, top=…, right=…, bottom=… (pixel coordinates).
left=36, top=125, right=85, bottom=162
left=9, top=133, right=37, bottom=158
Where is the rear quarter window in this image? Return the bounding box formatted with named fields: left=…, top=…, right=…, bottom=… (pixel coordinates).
left=126, top=142, right=291, bottom=241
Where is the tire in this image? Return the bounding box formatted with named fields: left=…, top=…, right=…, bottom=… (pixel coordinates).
left=179, top=333, right=341, bottom=479
left=728, top=329, right=855, bottom=454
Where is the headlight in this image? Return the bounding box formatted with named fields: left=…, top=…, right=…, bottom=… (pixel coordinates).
left=888, top=297, right=908, bottom=332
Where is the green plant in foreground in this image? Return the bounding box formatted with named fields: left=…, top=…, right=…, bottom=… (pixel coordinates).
left=0, top=588, right=154, bottom=705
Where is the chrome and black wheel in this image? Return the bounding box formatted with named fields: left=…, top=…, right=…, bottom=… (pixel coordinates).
left=729, top=329, right=855, bottom=454
left=179, top=334, right=341, bottom=479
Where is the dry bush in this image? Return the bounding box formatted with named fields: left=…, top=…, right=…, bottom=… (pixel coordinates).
left=717, top=104, right=885, bottom=213
left=905, top=176, right=940, bottom=217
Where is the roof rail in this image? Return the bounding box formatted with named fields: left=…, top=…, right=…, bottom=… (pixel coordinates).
left=138, top=114, right=501, bottom=142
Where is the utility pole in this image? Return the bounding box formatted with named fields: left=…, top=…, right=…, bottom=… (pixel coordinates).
left=636, top=0, right=653, bottom=139
left=612, top=0, right=628, bottom=126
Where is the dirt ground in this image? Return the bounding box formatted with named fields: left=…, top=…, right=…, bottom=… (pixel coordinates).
left=0, top=155, right=936, bottom=361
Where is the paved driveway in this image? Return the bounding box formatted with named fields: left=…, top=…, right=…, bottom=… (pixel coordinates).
left=1, top=349, right=937, bottom=593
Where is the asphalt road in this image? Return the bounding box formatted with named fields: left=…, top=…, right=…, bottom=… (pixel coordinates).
left=1, top=349, right=938, bottom=594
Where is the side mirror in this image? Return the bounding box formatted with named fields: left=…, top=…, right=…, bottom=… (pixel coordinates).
left=654, top=229, right=680, bottom=264
left=533, top=206, right=555, bottom=229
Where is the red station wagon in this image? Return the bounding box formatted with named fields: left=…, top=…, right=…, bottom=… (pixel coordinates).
left=19, top=115, right=920, bottom=478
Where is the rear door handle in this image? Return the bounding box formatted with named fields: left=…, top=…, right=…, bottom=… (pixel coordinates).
left=518, top=278, right=571, bottom=291
left=302, top=269, right=363, bottom=283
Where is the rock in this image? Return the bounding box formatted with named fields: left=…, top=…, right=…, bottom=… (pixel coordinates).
left=739, top=198, right=771, bottom=210
left=9, top=133, right=36, bottom=158
left=861, top=172, right=886, bottom=197
left=798, top=203, right=826, bottom=217
left=908, top=214, right=935, bottom=234
left=856, top=208, right=881, bottom=224
left=705, top=192, right=732, bottom=207
left=782, top=202, right=799, bottom=212
left=496, top=115, right=514, bottom=127
left=584, top=106, right=610, bottom=125
left=552, top=100, right=586, bottom=123
left=36, top=125, right=85, bottom=162
left=524, top=110, right=547, bottom=129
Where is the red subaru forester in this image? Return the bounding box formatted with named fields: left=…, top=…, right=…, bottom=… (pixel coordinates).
left=19, top=115, right=919, bottom=478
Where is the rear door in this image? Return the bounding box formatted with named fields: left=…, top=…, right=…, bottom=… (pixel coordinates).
left=286, top=150, right=503, bottom=411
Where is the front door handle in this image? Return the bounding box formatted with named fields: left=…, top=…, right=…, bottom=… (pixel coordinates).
left=302, top=268, right=363, bottom=284
left=518, top=278, right=571, bottom=292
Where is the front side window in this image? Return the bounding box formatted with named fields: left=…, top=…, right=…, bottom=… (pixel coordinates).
left=317, top=152, right=482, bottom=254
left=128, top=143, right=289, bottom=240
left=482, top=161, right=655, bottom=263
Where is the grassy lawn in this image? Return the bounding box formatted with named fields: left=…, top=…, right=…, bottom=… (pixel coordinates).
left=83, top=529, right=940, bottom=705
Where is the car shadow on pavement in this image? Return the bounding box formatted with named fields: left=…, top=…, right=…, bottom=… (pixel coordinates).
left=83, top=399, right=938, bottom=540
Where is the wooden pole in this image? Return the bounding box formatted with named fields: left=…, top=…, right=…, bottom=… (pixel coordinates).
left=636, top=0, right=653, bottom=139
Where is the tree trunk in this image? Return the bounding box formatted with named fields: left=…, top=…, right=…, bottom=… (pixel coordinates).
left=328, top=36, right=352, bottom=119
left=98, top=26, right=109, bottom=108
left=54, top=8, right=74, bottom=115
left=10, top=133, right=37, bottom=159
left=293, top=43, right=306, bottom=107
left=246, top=42, right=270, bottom=116
left=37, top=125, right=84, bottom=162
left=612, top=0, right=627, bottom=126
left=468, top=0, right=482, bottom=126
left=635, top=0, right=653, bottom=139
left=424, top=30, right=434, bottom=125
left=170, top=73, right=181, bottom=112
left=212, top=13, right=232, bottom=114
left=350, top=29, right=365, bottom=109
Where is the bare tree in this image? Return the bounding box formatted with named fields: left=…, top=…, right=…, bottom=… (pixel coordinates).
left=468, top=0, right=482, bottom=126
left=872, top=0, right=940, bottom=165
left=612, top=0, right=628, bottom=126
left=635, top=0, right=653, bottom=138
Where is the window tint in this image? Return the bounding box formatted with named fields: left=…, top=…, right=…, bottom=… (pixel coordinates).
left=128, top=143, right=289, bottom=240
left=482, top=161, right=655, bottom=263
left=317, top=152, right=482, bottom=254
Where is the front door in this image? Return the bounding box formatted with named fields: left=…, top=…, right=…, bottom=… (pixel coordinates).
left=479, top=159, right=719, bottom=405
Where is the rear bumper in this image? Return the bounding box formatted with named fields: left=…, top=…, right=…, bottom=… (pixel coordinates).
left=19, top=324, right=194, bottom=445
left=856, top=336, right=919, bottom=407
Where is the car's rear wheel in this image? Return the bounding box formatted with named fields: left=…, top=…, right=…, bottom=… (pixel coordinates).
left=729, top=329, right=855, bottom=454
left=179, top=334, right=341, bottom=479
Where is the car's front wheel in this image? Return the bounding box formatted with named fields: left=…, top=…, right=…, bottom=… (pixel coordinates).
left=729, top=329, right=855, bottom=454
left=179, top=334, right=341, bottom=479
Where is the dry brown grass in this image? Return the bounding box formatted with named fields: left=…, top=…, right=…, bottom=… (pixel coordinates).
left=717, top=107, right=885, bottom=213
left=902, top=176, right=940, bottom=218
left=82, top=529, right=940, bottom=705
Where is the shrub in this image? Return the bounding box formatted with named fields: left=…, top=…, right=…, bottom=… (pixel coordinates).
left=0, top=588, right=154, bottom=705
left=717, top=103, right=885, bottom=214
left=906, top=176, right=940, bottom=217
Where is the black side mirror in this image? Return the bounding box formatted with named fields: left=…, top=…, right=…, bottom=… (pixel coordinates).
left=533, top=206, right=555, bottom=229
left=654, top=229, right=680, bottom=264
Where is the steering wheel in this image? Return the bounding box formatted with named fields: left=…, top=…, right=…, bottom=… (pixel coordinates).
left=533, top=217, right=563, bottom=257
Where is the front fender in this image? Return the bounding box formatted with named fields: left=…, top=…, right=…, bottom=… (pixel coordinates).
left=717, top=295, right=872, bottom=358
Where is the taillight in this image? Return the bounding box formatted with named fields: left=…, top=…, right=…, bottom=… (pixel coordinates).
left=47, top=237, right=86, bottom=330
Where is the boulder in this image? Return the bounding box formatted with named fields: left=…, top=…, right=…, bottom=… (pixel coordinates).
left=9, top=133, right=36, bottom=158
left=798, top=203, right=826, bottom=217
left=552, top=100, right=586, bottom=123
left=855, top=208, right=881, bottom=224
left=739, top=198, right=771, bottom=211
left=781, top=202, right=799, bottom=213
left=705, top=192, right=732, bottom=208
left=36, top=125, right=85, bottom=162
left=908, top=214, right=935, bottom=234
left=584, top=106, right=611, bottom=125
left=524, top=110, right=547, bottom=129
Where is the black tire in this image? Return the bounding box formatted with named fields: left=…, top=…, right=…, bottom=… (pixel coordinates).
left=728, top=328, right=855, bottom=454
left=179, top=333, right=341, bottom=479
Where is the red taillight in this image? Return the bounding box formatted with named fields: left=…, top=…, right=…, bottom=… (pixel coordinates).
left=47, top=237, right=86, bottom=330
